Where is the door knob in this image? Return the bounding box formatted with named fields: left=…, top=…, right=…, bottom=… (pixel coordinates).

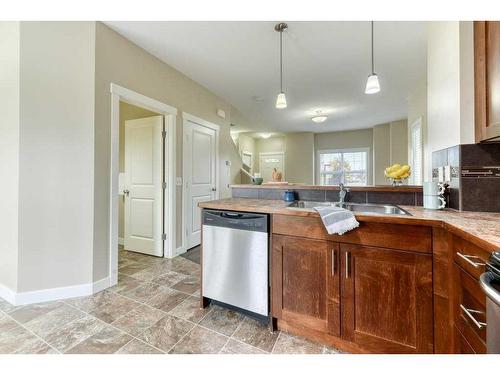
left=211, top=187, right=217, bottom=192
left=123, top=189, right=130, bottom=196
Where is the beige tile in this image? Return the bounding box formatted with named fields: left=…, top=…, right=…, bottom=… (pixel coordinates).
left=170, top=259, right=200, bottom=277
left=118, top=282, right=166, bottom=303
left=169, top=296, right=211, bottom=323
left=116, top=339, right=162, bottom=354
left=145, top=288, right=189, bottom=312
left=169, top=326, right=227, bottom=354
left=67, top=325, right=132, bottom=354
left=112, top=304, right=166, bottom=336
left=0, top=298, right=17, bottom=313
left=0, top=314, right=21, bottom=335
left=88, top=295, right=140, bottom=324
left=118, top=257, right=140, bottom=269
left=272, top=333, right=324, bottom=354
left=198, top=305, right=244, bottom=336
left=232, top=317, right=279, bottom=352
left=151, top=271, right=188, bottom=287
left=0, top=325, right=55, bottom=354
left=220, top=339, right=267, bottom=354
left=65, top=290, right=116, bottom=312
left=119, top=262, right=151, bottom=276
left=44, top=315, right=107, bottom=353
left=25, top=304, right=85, bottom=339
left=108, top=274, right=143, bottom=294
left=138, top=315, right=193, bottom=352
left=8, top=301, right=64, bottom=324
left=129, top=265, right=167, bottom=282
left=170, top=276, right=200, bottom=294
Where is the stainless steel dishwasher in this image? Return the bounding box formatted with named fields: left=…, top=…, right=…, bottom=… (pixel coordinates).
left=202, top=209, right=269, bottom=319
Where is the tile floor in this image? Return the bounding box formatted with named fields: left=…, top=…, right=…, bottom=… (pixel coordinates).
left=0, top=248, right=341, bottom=354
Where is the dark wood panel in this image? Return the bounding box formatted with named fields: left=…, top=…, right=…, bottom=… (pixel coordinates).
left=272, top=235, right=340, bottom=336
left=455, top=328, right=477, bottom=354
left=273, top=214, right=432, bottom=253
left=433, top=228, right=455, bottom=353
left=453, top=263, right=487, bottom=353
left=453, top=235, right=490, bottom=280
left=341, top=243, right=433, bottom=353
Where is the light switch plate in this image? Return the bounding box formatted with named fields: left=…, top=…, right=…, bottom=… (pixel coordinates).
left=444, top=165, right=451, bottom=182
left=176, top=177, right=182, bottom=186
left=438, top=167, right=444, bottom=182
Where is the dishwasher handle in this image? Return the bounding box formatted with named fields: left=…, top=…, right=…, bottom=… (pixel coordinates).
left=203, top=209, right=269, bottom=232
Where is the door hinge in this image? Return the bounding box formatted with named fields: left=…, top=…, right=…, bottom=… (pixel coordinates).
left=162, top=182, right=167, bottom=189
left=162, top=233, right=167, bottom=241
left=162, top=130, right=166, bottom=138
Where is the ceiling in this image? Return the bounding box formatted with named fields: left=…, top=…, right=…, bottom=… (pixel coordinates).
left=105, top=21, right=427, bottom=134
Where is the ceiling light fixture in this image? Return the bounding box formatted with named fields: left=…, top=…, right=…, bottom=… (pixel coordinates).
left=261, top=133, right=272, bottom=139
left=311, top=111, right=328, bottom=123
left=275, top=22, right=288, bottom=109
left=365, top=21, right=381, bottom=95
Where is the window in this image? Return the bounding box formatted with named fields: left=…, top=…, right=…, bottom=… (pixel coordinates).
left=317, top=148, right=369, bottom=186
left=409, top=119, right=423, bottom=185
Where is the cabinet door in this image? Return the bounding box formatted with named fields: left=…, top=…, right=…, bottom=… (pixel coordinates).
left=272, top=235, right=340, bottom=336
left=474, top=21, right=500, bottom=141
left=341, top=244, right=433, bottom=353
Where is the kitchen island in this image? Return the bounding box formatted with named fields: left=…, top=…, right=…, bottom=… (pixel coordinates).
left=198, top=198, right=500, bottom=354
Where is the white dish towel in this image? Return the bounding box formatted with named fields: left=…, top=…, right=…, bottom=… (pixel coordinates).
left=314, top=206, right=359, bottom=235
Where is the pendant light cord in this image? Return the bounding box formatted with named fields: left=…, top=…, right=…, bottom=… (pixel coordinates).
left=280, top=29, right=283, bottom=93
left=371, top=21, right=375, bottom=74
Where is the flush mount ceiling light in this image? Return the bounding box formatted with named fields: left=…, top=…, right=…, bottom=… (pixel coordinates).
left=311, top=111, right=328, bottom=123
left=275, top=22, right=288, bottom=109
left=260, top=133, right=272, bottom=139
left=365, top=21, right=381, bottom=95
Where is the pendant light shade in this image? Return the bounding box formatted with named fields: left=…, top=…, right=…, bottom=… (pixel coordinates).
left=365, top=21, right=380, bottom=95
left=275, top=23, right=288, bottom=109
left=276, top=92, right=287, bottom=109
left=365, top=74, right=380, bottom=94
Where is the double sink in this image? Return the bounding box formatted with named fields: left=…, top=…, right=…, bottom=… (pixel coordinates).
left=287, top=200, right=412, bottom=216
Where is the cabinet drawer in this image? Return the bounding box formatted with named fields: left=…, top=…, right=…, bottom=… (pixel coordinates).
left=455, top=328, right=477, bottom=354
left=453, top=236, right=489, bottom=280
left=272, top=214, right=431, bottom=253
left=453, top=264, right=487, bottom=354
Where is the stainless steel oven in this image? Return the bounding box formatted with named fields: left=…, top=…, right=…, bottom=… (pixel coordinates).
left=480, top=251, right=500, bottom=353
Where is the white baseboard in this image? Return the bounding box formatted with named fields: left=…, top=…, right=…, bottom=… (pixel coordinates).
left=118, top=237, right=124, bottom=246
left=175, top=245, right=186, bottom=257
left=0, top=277, right=112, bottom=307
left=0, top=283, right=16, bottom=305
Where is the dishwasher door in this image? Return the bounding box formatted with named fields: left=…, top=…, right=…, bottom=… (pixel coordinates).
left=202, top=210, right=269, bottom=317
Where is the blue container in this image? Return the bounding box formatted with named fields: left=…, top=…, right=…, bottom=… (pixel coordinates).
left=283, top=190, right=296, bottom=202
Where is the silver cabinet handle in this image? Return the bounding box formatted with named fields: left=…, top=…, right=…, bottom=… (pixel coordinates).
left=331, top=249, right=336, bottom=275
left=456, top=252, right=485, bottom=268
left=123, top=189, right=130, bottom=196
left=460, top=304, right=487, bottom=329
left=345, top=252, right=350, bottom=279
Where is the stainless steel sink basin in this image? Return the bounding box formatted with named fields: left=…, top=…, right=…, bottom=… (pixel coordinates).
left=287, top=201, right=411, bottom=216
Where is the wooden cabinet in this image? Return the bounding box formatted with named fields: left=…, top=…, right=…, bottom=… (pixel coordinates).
left=340, top=244, right=434, bottom=353
left=474, top=21, right=500, bottom=142
left=272, top=235, right=340, bottom=336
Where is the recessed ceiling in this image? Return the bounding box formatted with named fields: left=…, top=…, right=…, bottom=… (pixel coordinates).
left=105, top=21, right=427, bottom=133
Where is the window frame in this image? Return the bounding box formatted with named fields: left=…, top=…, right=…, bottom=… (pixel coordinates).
left=409, top=118, right=423, bottom=185
left=315, top=147, right=370, bottom=186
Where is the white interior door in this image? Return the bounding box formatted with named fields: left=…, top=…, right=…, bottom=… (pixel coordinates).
left=124, top=115, right=164, bottom=256
left=184, top=120, right=217, bottom=249
left=259, top=153, right=284, bottom=182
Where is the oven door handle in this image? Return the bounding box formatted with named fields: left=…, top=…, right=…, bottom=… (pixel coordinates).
left=480, top=272, right=500, bottom=307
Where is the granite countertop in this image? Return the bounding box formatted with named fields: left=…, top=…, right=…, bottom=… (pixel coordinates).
left=199, top=198, right=500, bottom=250
left=230, top=184, right=423, bottom=192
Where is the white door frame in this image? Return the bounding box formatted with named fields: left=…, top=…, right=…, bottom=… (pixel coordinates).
left=181, top=112, right=220, bottom=255
left=109, top=83, right=177, bottom=286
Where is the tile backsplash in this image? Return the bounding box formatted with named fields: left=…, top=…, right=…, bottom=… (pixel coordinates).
left=432, top=143, right=500, bottom=212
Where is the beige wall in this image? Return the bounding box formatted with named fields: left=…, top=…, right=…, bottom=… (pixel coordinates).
left=315, top=129, right=374, bottom=184
left=284, top=132, right=314, bottom=184
left=93, top=22, right=243, bottom=280
left=427, top=21, right=475, bottom=181
left=118, top=102, right=158, bottom=240
left=0, top=22, right=20, bottom=292
left=17, top=22, right=96, bottom=292
left=373, top=124, right=391, bottom=185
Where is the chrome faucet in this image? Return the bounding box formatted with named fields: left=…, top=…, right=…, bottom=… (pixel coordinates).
left=339, top=183, right=350, bottom=204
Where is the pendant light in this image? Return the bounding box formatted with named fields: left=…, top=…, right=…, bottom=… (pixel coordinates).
left=365, top=21, right=380, bottom=94
left=275, top=22, right=288, bottom=109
